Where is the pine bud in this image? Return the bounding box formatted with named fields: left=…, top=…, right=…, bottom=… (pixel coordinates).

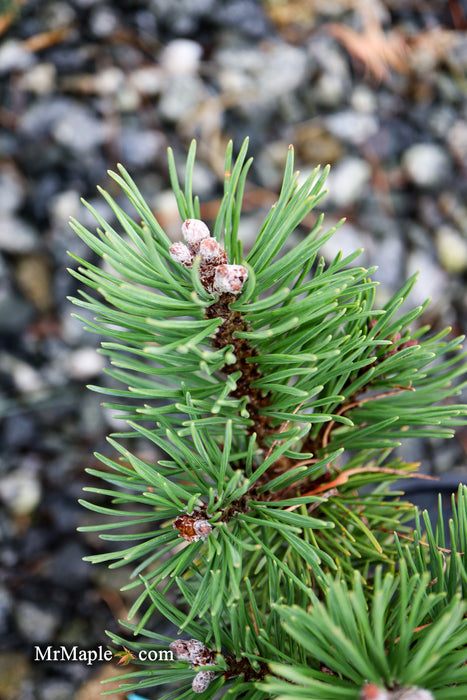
left=213, top=264, right=248, bottom=295
left=169, top=241, right=193, bottom=266
left=173, top=513, right=212, bottom=542
left=169, top=639, right=192, bottom=662
left=199, top=237, right=227, bottom=265
left=192, top=670, right=215, bottom=693
left=182, top=219, right=211, bottom=252
left=360, top=685, right=390, bottom=700
left=186, top=639, right=215, bottom=665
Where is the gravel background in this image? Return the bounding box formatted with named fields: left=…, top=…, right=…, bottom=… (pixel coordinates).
left=1, top=1, right=467, bottom=698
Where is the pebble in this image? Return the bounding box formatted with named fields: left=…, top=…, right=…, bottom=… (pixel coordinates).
left=62, top=347, right=105, bottom=380
left=406, top=248, right=448, bottom=308
left=216, top=41, right=308, bottom=103
left=213, top=0, right=272, bottom=38
left=158, top=74, right=207, bottom=122
left=128, top=66, right=164, bottom=96
left=324, top=110, right=379, bottom=145
left=15, top=255, right=53, bottom=312
left=17, top=62, right=57, bottom=95
left=0, top=167, right=25, bottom=215
left=0, top=216, right=38, bottom=254
left=15, top=601, right=59, bottom=642
left=38, top=680, right=76, bottom=700
left=119, top=127, right=164, bottom=168
left=89, top=6, right=119, bottom=38
left=0, top=469, right=42, bottom=516
left=435, top=226, right=467, bottom=274
left=402, top=143, right=452, bottom=188
left=160, top=39, right=203, bottom=74
left=0, top=586, right=12, bottom=635
left=324, top=157, right=372, bottom=207
left=0, top=40, right=36, bottom=75
left=318, top=221, right=369, bottom=266
left=52, top=105, right=107, bottom=153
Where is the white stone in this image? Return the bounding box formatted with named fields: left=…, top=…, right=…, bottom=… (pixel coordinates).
left=325, top=157, right=371, bottom=207
left=402, top=143, right=451, bottom=187
left=18, top=62, right=56, bottom=94
left=160, top=39, right=203, bottom=74
left=435, top=225, right=467, bottom=273
left=63, top=346, right=105, bottom=380
left=0, top=470, right=41, bottom=516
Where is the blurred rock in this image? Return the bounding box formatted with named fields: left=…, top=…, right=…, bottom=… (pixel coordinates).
left=0, top=469, right=42, bottom=516
left=0, top=167, right=25, bottom=215
left=17, top=62, right=57, bottom=95
left=52, top=105, right=107, bottom=153
left=402, top=143, right=451, bottom=188
left=15, top=255, right=53, bottom=312
left=0, top=216, right=38, bottom=254
left=0, top=40, right=36, bottom=75
left=89, top=6, right=119, bottom=38
left=62, top=346, right=106, bottom=380
left=119, top=127, right=164, bottom=168
left=325, top=157, right=371, bottom=207
left=158, top=73, right=207, bottom=122
left=0, top=586, right=12, bottom=635
left=324, top=110, right=379, bottom=145
left=406, top=248, right=448, bottom=308
left=435, top=226, right=467, bottom=274
left=15, top=601, right=59, bottom=642
left=160, top=38, right=203, bottom=74
left=38, top=680, right=75, bottom=700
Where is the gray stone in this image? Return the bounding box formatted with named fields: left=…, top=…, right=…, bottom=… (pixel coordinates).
left=0, top=216, right=39, bottom=253
left=406, top=248, right=448, bottom=308
left=0, top=295, right=34, bottom=333
left=402, top=143, right=451, bottom=187
left=39, top=680, right=75, bottom=700
left=0, top=586, right=12, bottom=634
left=318, top=221, right=369, bottom=266
left=216, top=41, right=308, bottom=104
left=19, top=98, right=73, bottom=137
left=15, top=601, right=59, bottom=642
left=324, top=157, right=371, bottom=207
left=52, top=105, right=107, bottom=153
left=89, top=6, right=119, bottom=37
left=325, top=110, right=379, bottom=145
left=158, top=74, right=207, bottom=122
left=0, top=167, right=24, bottom=215
left=0, top=469, right=42, bottom=516
left=120, top=127, right=164, bottom=168
left=0, top=40, right=36, bottom=75
left=371, top=234, right=405, bottom=291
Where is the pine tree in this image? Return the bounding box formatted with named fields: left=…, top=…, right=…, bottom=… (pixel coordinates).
left=68, top=140, right=467, bottom=699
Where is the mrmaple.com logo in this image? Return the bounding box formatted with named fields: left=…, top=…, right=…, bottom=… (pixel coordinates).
left=34, top=644, right=173, bottom=666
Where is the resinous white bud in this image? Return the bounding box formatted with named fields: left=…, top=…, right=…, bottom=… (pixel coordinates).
left=198, top=237, right=227, bottom=265
left=182, top=218, right=211, bottom=251
left=192, top=670, right=215, bottom=693
left=395, top=689, right=434, bottom=700
left=169, top=241, right=193, bottom=266
left=169, top=639, right=192, bottom=662
left=193, top=518, right=212, bottom=539
left=214, top=264, right=248, bottom=295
